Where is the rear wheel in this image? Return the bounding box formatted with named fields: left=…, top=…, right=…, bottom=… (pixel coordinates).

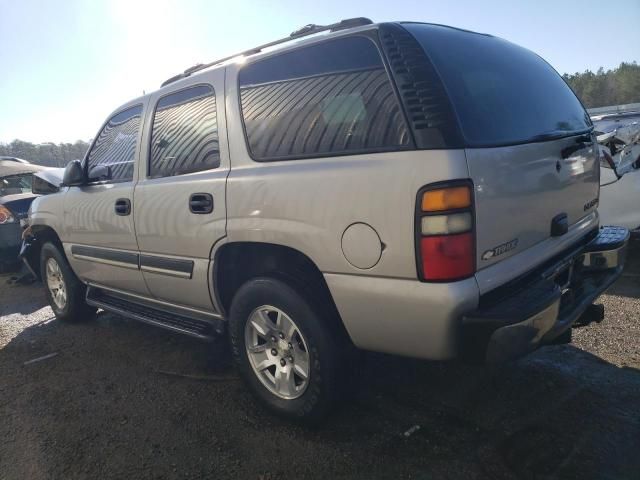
left=40, top=242, right=96, bottom=322
left=228, top=277, right=348, bottom=422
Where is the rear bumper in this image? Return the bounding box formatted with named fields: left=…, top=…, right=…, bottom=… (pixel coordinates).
left=461, top=226, right=629, bottom=363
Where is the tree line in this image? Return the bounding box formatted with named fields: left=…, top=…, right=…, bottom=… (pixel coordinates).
left=0, top=139, right=90, bottom=167
left=563, top=62, right=640, bottom=109
left=1, top=62, right=638, bottom=167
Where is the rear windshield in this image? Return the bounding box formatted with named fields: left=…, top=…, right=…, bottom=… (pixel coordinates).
left=404, top=24, right=591, bottom=147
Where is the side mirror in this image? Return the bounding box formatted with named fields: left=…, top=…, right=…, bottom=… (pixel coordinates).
left=88, top=164, right=112, bottom=182
left=62, top=160, right=85, bottom=187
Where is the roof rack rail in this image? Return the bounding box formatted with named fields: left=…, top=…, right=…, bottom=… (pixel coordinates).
left=160, top=17, right=373, bottom=87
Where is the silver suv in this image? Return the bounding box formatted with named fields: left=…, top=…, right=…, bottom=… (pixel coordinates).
left=22, top=19, right=629, bottom=420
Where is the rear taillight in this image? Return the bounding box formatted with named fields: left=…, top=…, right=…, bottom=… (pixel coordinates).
left=416, top=182, right=475, bottom=281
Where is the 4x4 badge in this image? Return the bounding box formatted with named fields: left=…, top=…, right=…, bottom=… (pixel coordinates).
left=482, top=238, right=519, bottom=260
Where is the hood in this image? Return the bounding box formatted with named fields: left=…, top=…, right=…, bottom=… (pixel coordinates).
left=0, top=193, right=38, bottom=218
left=33, top=167, right=65, bottom=187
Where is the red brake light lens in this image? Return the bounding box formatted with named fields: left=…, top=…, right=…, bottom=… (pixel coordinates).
left=420, top=233, right=474, bottom=280
left=416, top=183, right=475, bottom=282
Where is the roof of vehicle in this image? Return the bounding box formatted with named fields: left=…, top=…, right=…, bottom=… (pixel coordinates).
left=159, top=18, right=379, bottom=88
left=157, top=19, right=491, bottom=90
left=108, top=18, right=382, bottom=118
left=0, top=156, right=30, bottom=164
left=107, top=19, right=491, bottom=123
left=0, top=160, right=44, bottom=178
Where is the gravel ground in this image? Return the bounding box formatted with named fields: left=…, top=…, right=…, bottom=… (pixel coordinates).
left=1, top=243, right=639, bottom=480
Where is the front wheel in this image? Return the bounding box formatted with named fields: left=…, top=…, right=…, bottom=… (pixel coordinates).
left=228, top=277, right=348, bottom=422
left=40, top=242, right=96, bottom=323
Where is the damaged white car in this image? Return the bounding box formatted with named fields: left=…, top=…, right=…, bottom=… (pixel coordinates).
left=594, top=111, right=640, bottom=234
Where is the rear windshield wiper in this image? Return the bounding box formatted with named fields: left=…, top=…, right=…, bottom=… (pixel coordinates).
left=527, top=128, right=593, bottom=143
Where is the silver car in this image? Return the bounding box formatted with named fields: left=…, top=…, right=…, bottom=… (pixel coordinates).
left=22, top=18, right=629, bottom=421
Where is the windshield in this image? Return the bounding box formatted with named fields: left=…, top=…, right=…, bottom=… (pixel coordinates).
left=404, top=24, right=592, bottom=147
left=0, top=173, right=33, bottom=196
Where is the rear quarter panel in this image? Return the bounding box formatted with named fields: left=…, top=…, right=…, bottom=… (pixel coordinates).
left=223, top=63, right=471, bottom=279
left=225, top=150, right=470, bottom=279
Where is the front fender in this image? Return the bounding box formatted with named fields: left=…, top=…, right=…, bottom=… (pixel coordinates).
left=19, top=227, right=41, bottom=279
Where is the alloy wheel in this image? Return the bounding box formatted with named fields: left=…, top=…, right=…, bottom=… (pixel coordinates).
left=244, top=305, right=311, bottom=400
left=45, top=257, right=67, bottom=310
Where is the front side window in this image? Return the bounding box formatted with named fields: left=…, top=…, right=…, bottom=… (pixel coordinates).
left=239, top=36, right=411, bottom=161
left=86, top=105, right=143, bottom=182
left=149, top=85, right=219, bottom=178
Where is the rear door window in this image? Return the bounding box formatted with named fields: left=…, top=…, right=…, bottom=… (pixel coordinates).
left=238, top=36, right=411, bottom=161
left=404, top=24, right=591, bottom=147
left=86, top=105, right=143, bottom=182
left=149, top=85, right=220, bottom=178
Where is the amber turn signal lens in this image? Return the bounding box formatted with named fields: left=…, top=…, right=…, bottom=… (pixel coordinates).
left=421, top=186, right=471, bottom=212
left=0, top=205, right=15, bottom=225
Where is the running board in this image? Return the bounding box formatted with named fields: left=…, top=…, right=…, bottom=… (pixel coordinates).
left=86, top=286, right=223, bottom=341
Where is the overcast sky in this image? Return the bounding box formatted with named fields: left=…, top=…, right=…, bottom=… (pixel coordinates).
left=1, top=0, right=639, bottom=144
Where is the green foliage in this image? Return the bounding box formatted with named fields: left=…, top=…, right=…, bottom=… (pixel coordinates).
left=563, top=62, right=640, bottom=108
left=0, top=139, right=90, bottom=167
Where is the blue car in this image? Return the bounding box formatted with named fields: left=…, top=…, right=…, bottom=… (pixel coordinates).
left=0, top=158, right=44, bottom=271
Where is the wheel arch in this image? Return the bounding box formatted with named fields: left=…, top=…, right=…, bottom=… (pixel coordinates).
left=213, top=241, right=349, bottom=338
left=24, top=225, right=64, bottom=280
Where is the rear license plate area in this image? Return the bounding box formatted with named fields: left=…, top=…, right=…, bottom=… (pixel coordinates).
left=555, top=264, right=572, bottom=290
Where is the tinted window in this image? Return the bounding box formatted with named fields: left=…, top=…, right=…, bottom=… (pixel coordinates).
left=150, top=85, right=219, bottom=178
left=405, top=24, right=591, bottom=147
left=86, top=105, right=142, bottom=182
left=239, top=36, right=410, bottom=161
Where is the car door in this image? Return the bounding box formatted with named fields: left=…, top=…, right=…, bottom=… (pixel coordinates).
left=63, top=101, right=150, bottom=295
left=133, top=71, right=228, bottom=311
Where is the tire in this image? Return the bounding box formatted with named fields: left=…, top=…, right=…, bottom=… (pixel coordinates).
left=40, top=242, right=96, bottom=323
left=228, top=276, right=348, bottom=422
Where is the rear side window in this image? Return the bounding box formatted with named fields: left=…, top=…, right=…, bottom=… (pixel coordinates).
left=86, top=105, right=143, bottom=182
left=149, top=85, right=219, bottom=178
left=404, top=24, right=591, bottom=147
left=239, top=36, right=411, bottom=161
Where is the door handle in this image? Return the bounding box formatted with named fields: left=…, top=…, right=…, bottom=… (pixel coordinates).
left=115, top=198, right=131, bottom=216
left=189, top=193, right=213, bottom=214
